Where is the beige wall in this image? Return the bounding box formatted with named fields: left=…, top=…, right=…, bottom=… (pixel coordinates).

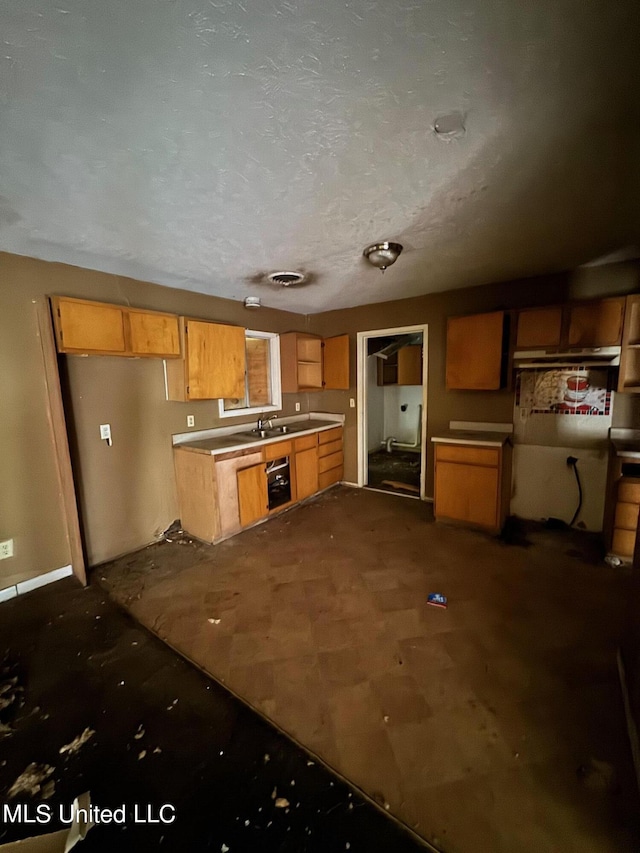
left=3, top=251, right=638, bottom=588
left=0, top=252, right=308, bottom=581
left=308, top=263, right=640, bottom=494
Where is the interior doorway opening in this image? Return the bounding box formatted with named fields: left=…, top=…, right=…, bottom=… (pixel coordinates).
left=356, top=325, right=428, bottom=499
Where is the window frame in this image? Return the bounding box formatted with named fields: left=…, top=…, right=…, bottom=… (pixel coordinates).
left=217, top=329, right=282, bottom=419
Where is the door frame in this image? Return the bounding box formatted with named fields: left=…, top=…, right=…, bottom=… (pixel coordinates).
left=356, top=324, right=429, bottom=499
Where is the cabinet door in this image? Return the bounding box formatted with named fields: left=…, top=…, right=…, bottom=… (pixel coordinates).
left=567, top=298, right=624, bottom=347
left=186, top=320, right=246, bottom=400
left=618, top=295, right=640, bottom=393
left=295, top=447, right=318, bottom=501
left=323, top=334, right=350, bottom=389
left=435, top=461, right=499, bottom=528
left=397, top=345, right=423, bottom=385
left=516, top=307, right=562, bottom=348
left=128, top=310, right=180, bottom=357
left=237, top=463, right=268, bottom=527
left=52, top=296, right=126, bottom=354
left=446, top=311, right=505, bottom=390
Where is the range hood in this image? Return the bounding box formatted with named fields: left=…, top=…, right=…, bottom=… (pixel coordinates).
left=513, top=346, right=621, bottom=369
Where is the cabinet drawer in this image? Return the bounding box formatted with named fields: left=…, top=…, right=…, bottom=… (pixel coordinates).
left=614, top=502, right=640, bottom=531
left=435, top=444, right=499, bottom=467
left=318, top=427, right=342, bottom=445
left=612, top=527, right=636, bottom=557
left=294, top=433, right=318, bottom=452
left=318, top=438, right=342, bottom=458
left=264, top=440, right=292, bottom=461
left=617, top=478, right=640, bottom=504
left=318, top=451, right=343, bottom=473
left=318, top=467, right=342, bottom=490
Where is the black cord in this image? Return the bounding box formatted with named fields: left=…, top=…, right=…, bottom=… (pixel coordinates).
left=568, top=458, right=582, bottom=527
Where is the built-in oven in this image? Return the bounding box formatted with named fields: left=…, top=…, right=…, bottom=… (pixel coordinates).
left=267, top=456, right=291, bottom=511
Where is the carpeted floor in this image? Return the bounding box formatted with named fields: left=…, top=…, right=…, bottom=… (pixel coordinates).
left=98, top=487, right=639, bottom=852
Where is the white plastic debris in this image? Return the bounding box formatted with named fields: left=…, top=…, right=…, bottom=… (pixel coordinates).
left=208, top=618, right=221, bottom=625
left=138, top=750, right=147, bottom=760
left=59, top=727, right=95, bottom=755
left=134, top=725, right=145, bottom=740
left=274, top=798, right=290, bottom=809
left=8, top=763, right=55, bottom=798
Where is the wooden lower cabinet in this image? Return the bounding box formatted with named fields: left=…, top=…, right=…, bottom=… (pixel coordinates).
left=174, top=425, right=344, bottom=544
left=237, top=463, right=269, bottom=527
left=318, top=427, right=344, bottom=487
left=295, top=446, right=319, bottom=501
left=433, top=441, right=511, bottom=534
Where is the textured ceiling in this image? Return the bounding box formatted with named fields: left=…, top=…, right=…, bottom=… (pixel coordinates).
left=1, top=0, right=638, bottom=312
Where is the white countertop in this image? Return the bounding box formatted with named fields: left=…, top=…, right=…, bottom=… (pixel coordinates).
left=173, top=412, right=344, bottom=456
left=431, top=429, right=512, bottom=447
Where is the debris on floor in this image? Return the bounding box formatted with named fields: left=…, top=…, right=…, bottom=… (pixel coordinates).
left=380, top=480, right=420, bottom=494
left=426, top=593, right=447, bottom=608
left=8, top=762, right=55, bottom=798
left=59, top=727, right=95, bottom=755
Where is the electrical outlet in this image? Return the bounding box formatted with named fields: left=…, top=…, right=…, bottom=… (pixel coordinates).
left=99, top=424, right=111, bottom=444
left=0, top=539, right=14, bottom=560
left=349, top=398, right=356, bottom=408
left=187, top=415, right=195, bottom=427
left=295, top=402, right=301, bottom=412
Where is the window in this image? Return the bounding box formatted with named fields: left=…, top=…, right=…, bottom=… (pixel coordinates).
left=218, top=330, right=282, bottom=418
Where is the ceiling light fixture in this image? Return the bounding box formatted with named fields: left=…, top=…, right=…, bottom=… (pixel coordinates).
left=244, top=296, right=261, bottom=309
left=363, top=242, right=403, bottom=272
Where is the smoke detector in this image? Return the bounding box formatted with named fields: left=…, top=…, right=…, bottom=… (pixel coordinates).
left=267, top=271, right=305, bottom=287
left=244, top=297, right=261, bottom=309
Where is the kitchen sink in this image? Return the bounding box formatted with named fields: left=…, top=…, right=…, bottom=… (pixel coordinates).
left=231, top=421, right=331, bottom=442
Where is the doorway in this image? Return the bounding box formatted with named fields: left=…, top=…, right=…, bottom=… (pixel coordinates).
left=356, top=325, right=428, bottom=499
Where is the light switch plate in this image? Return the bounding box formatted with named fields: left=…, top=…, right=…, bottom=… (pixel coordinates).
left=99, top=424, right=111, bottom=441
left=295, top=403, right=301, bottom=412
left=350, top=398, right=356, bottom=408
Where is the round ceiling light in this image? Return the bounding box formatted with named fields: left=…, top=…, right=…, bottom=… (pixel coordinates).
left=363, top=242, right=403, bottom=272
left=267, top=271, right=305, bottom=287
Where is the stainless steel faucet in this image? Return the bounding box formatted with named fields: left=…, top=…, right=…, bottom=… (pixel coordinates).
left=257, top=414, right=277, bottom=431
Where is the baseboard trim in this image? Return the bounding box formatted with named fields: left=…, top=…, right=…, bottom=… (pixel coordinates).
left=617, top=648, right=640, bottom=797
left=0, top=565, right=73, bottom=603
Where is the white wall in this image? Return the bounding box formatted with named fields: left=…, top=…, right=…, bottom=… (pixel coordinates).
left=383, top=385, right=422, bottom=444
left=367, top=356, right=385, bottom=452
left=511, top=446, right=607, bottom=531
left=511, top=387, right=613, bottom=531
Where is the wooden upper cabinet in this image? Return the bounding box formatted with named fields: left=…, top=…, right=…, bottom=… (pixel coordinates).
left=127, top=308, right=180, bottom=357
left=377, top=345, right=423, bottom=386
left=281, top=332, right=350, bottom=392
left=515, top=306, right=563, bottom=349
left=323, top=334, right=350, bottom=390
left=167, top=318, right=246, bottom=401
left=446, top=311, right=507, bottom=390
left=567, top=297, right=625, bottom=347
left=51, top=296, right=180, bottom=358
left=52, top=296, right=126, bottom=355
